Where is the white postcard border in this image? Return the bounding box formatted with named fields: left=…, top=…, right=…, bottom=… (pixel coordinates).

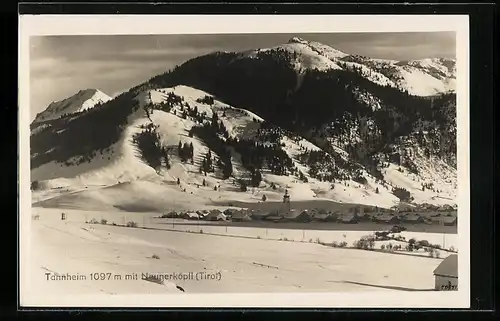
left=19, top=14, right=470, bottom=308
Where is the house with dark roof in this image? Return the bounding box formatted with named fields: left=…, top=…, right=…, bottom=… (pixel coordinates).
left=231, top=210, right=252, bottom=222
left=311, top=212, right=332, bottom=222
left=249, top=210, right=268, bottom=221
left=163, top=211, right=179, bottom=218
left=430, top=215, right=457, bottom=226
left=263, top=214, right=284, bottom=223
left=442, top=216, right=457, bottom=226
left=337, top=213, right=359, bottom=224
left=204, top=210, right=226, bottom=221
left=401, top=213, right=425, bottom=224
left=433, top=254, right=458, bottom=291
left=290, top=210, right=312, bottom=223
left=374, top=214, right=401, bottom=224
left=357, top=213, right=373, bottom=222
left=182, top=212, right=201, bottom=220
left=324, top=212, right=339, bottom=222
left=282, top=209, right=299, bottom=220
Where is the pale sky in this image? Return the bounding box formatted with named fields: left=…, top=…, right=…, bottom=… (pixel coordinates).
left=29, top=32, right=455, bottom=120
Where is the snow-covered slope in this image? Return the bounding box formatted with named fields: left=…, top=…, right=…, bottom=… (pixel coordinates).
left=31, top=85, right=456, bottom=210
left=238, top=37, right=456, bottom=96
left=28, top=212, right=446, bottom=300
left=32, top=89, right=112, bottom=124
left=394, top=58, right=456, bottom=96
left=242, top=36, right=346, bottom=72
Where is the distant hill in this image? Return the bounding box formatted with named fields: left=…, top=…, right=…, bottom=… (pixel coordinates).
left=32, top=88, right=112, bottom=125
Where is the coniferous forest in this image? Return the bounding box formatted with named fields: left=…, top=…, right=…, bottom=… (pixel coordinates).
left=145, top=49, right=456, bottom=175
left=143, top=50, right=456, bottom=191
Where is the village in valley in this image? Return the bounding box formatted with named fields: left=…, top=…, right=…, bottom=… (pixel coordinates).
left=162, top=189, right=457, bottom=228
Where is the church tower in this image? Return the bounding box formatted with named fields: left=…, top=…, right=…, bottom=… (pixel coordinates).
left=281, top=189, right=291, bottom=217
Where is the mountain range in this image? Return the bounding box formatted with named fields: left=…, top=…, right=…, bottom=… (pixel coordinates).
left=29, top=37, right=457, bottom=211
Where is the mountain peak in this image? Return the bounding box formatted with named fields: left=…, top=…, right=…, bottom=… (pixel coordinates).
left=288, top=36, right=308, bottom=44
left=79, top=88, right=99, bottom=94
left=32, top=88, right=112, bottom=124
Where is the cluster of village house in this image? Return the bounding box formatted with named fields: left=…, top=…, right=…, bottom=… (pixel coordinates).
left=167, top=208, right=457, bottom=225
left=165, top=191, right=457, bottom=226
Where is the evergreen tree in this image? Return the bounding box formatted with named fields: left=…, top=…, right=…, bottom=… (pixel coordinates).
left=189, top=142, right=194, bottom=161
left=161, top=146, right=170, bottom=168
left=206, top=151, right=213, bottom=171
left=222, top=161, right=233, bottom=179
left=251, top=169, right=262, bottom=187
left=201, top=159, right=207, bottom=174
left=239, top=180, right=248, bottom=192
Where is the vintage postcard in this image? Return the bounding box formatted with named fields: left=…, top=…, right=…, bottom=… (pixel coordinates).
left=19, top=15, right=470, bottom=308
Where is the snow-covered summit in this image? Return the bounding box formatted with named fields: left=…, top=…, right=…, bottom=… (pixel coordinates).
left=286, top=37, right=348, bottom=58
left=397, top=58, right=456, bottom=79
left=288, top=36, right=308, bottom=44
left=238, top=36, right=456, bottom=96
left=32, top=88, right=112, bottom=124
left=240, top=36, right=348, bottom=72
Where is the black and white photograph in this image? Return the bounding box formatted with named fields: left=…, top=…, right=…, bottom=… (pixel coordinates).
left=19, top=15, right=470, bottom=308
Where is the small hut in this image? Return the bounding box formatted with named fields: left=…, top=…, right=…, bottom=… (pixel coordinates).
left=433, top=254, right=458, bottom=291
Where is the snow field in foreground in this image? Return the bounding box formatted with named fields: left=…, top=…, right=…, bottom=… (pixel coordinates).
left=28, top=211, right=450, bottom=296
